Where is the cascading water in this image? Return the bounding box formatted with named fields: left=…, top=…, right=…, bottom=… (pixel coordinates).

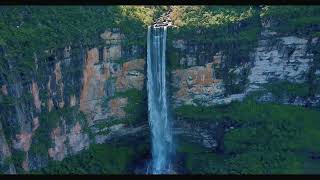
left=146, top=25, right=174, bottom=174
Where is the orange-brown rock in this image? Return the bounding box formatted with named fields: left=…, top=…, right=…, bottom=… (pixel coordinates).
left=58, top=82, right=65, bottom=108
left=54, top=62, right=65, bottom=108
left=1, top=84, right=8, bottom=95
left=48, top=127, right=67, bottom=161
left=47, top=77, right=54, bottom=112
left=100, top=30, right=123, bottom=61
left=79, top=48, right=111, bottom=114
left=115, top=59, right=145, bottom=92
left=79, top=50, right=145, bottom=122
left=32, top=117, right=39, bottom=132
left=13, top=132, right=32, bottom=152
left=54, top=62, right=62, bottom=84
left=31, top=80, right=41, bottom=112
left=122, top=59, right=145, bottom=72
left=49, top=121, right=89, bottom=161
left=108, top=98, right=128, bottom=119
left=22, top=154, right=29, bottom=172
left=48, top=98, right=54, bottom=112
left=68, top=122, right=89, bottom=153
left=0, top=122, right=15, bottom=174
left=80, top=48, right=100, bottom=114
left=171, top=62, right=224, bottom=106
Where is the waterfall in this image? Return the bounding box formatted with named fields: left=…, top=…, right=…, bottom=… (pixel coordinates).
left=147, top=25, right=174, bottom=174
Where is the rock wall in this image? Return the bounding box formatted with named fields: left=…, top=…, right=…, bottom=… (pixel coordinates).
left=168, top=19, right=320, bottom=151
left=0, top=29, right=147, bottom=173
left=169, top=21, right=320, bottom=108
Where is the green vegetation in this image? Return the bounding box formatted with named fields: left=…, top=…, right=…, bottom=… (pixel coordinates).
left=176, top=136, right=229, bottom=174
left=171, top=6, right=256, bottom=28
left=30, top=107, right=88, bottom=157
left=97, top=88, right=147, bottom=136
left=0, top=6, right=162, bottom=80
left=263, top=81, right=310, bottom=98
left=119, top=89, right=147, bottom=120
left=0, top=157, right=13, bottom=173
left=261, top=6, right=320, bottom=35
left=169, top=6, right=261, bottom=46
left=175, top=104, right=230, bottom=122
left=167, top=6, right=261, bottom=96
left=166, top=43, right=183, bottom=71
left=32, top=139, right=149, bottom=174
left=175, top=99, right=320, bottom=174
left=11, top=149, right=26, bottom=173
left=112, top=88, right=148, bottom=125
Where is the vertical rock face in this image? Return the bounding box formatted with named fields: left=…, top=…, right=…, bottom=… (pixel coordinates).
left=108, top=98, right=128, bottom=119
left=48, top=121, right=90, bottom=161
left=13, top=132, right=32, bottom=152
left=0, top=122, right=16, bottom=174
left=170, top=26, right=320, bottom=107
left=70, top=95, right=76, bottom=107
left=173, top=118, right=218, bottom=149
left=0, top=28, right=147, bottom=173
left=54, top=61, right=65, bottom=108
left=247, top=34, right=313, bottom=92
left=1, top=85, right=8, bottom=96
left=47, top=76, right=54, bottom=112
left=48, top=126, right=68, bottom=161
left=79, top=47, right=145, bottom=122
left=170, top=49, right=246, bottom=106
left=79, top=48, right=103, bottom=116
left=31, top=81, right=41, bottom=113
left=116, top=59, right=145, bottom=92
left=172, top=62, right=225, bottom=106
left=68, top=122, right=90, bottom=153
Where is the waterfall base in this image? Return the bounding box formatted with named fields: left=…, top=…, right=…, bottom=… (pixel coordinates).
left=133, top=152, right=188, bottom=175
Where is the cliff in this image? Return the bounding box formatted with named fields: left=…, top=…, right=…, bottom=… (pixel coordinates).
left=167, top=6, right=320, bottom=174
left=0, top=5, right=320, bottom=174
left=0, top=6, right=162, bottom=173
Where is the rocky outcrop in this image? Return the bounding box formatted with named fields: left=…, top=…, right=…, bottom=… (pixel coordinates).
left=79, top=47, right=108, bottom=120
left=31, top=81, right=41, bottom=113
left=171, top=62, right=225, bottom=106
left=79, top=47, right=145, bottom=122
left=174, top=119, right=218, bottom=149
left=108, top=98, right=128, bottom=119
left=116, top=59, right=145, bottom=92
left=0, top=122, right=16, bottom=174
left=173, top=117, right=236, bottom=152
left=94, top=123, right=148, bottom=144
left=247, top=34, right=313, bottom=91
left=0, top=28, right=147, bottom=173
left=170, top=24, right=320, bottom=107
left=48, top=121, right=89, bottom=161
